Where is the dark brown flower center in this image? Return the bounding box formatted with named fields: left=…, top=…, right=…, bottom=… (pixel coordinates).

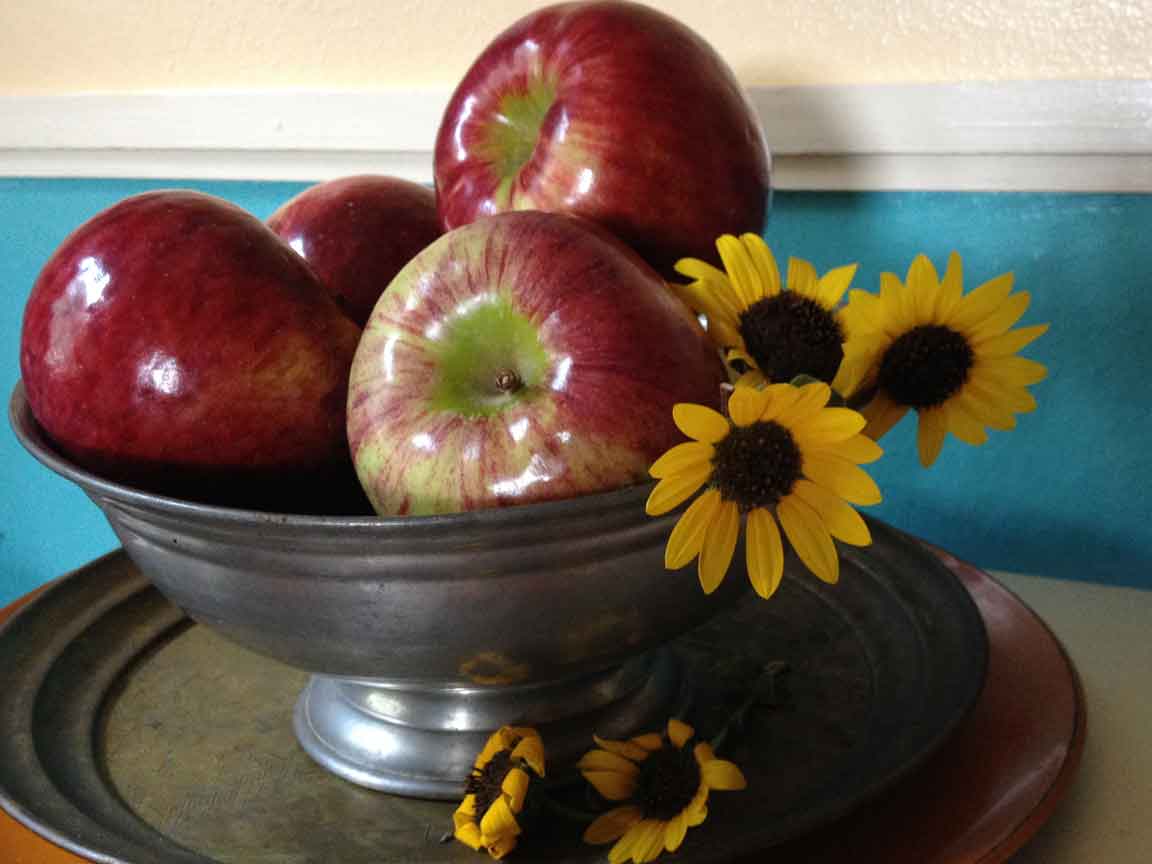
left=739, top=293, right=844, bottom=383
left=712, top=421, right=802, bottom=511
left=878, top=325, right=974, bottom=408
left=465, top=749, right=514, bottom=819
left=637, top=744, right=702, bottom=821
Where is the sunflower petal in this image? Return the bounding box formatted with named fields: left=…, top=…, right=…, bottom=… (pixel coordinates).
left=608, top=825, right=639, bottom=864
left=793, top=407, right=867, bottom=446
left=631, top=733, right=664, bottom=751
left=742, top=233, right=781, bottom=298
left=487, top=834, right=518, bottom=860
left=934, top=252, right=965, bottom=319
left=943, top=399, right=989, bottom=446
left=843, top=288, right=888, bottom=333
left=668, top=278, right=742, bottom=332
left=726, top=346, right=757, bottom=371
left=475, top=729, right=510, bottom=769
left=786, top=257, right=819, bottom=301
left=859, top=392, right=909, bottom=441
left=479, top=796, right=521, bottom=841
left=699, top=500, right=740, bottom=594
left=757, top=382, right=803, bottom=421
left=668, top=718, right=695, bottom=748
left=978, top=323, right=1049, bottom=357
left=792, top=479, right=872, bottom=546
left=455, top=793, right=477, bottom=825
left=746, top=508, right=784, bottom=599
left=639, top=819, right=671, bottom=863
left=906, top=254, right=941, bottom=321
left=969, top=290, right=1031, bottom=342
left=802, top=452, right=883, bottom=505
left=778, top=495, right=840, bottom=584
left=578, top=749, right=640, bottom=775
left=814, top=263, right=858, bottom=308
left=774, top=381, right=832, bottom=426
left=593, top=735, right=651, bottom=763
left=956, top=384, right=1017, bottom=431
left=673, top=403, right=731, bottom=443
left=976, top=355, right=1048, bottom=388
left=830, top=433, right=884, bottom=464
left=674, top=256, right=728, bottom=282
left=694, top=741, right=717, bottom=762
left=729, top=384, right=769, bottom=427
left=649, top=441, right=714, bottom=479
left=454, top=820, right=483, bottom=850
left=501, top=767, right=530, bottom=812
left=967, top=369, right=1040, bottom=413
left=917, top=406, right=948, bottom=467
left=645, top=465, right=712, bottom=516
left=585, top=805, right=645, bottom=844
left=685, top=791, right=709, bottom=826
left=735, top=368, right=767, bottom=388
left=702, top=759, right=748, bottom=791
left=951, top=272, right=1015, bottom=330
left=879, top=271, right=913, bottom=333
left=510, top=734, right=545, bottom=777
left=584, top=770, right=639, bottom=801
left=716, top=234, right=762, bottom=308
left=664, top=489, right=720, bottom=569
left=832, top=346, right=882, bottom=398
left=663, top=811, right=690, bottom=852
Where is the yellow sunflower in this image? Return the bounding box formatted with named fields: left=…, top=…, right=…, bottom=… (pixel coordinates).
left=647, top=381, right=882, bottom=596
left=671, top=233, right=857, bottom=386
left=580, top=718, right=746, bottom=864
left=835, top=252, right=1048, bottom=467
left=454, top=726, right=546, bottom=859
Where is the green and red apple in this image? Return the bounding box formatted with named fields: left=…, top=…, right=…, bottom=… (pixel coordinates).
left=347, top=210, right=728, bottom=515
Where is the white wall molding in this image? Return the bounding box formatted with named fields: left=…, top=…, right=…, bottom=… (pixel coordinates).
left=2, top=81, right=1150, bottom=191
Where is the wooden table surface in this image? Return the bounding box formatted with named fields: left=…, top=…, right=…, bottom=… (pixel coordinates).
left=1, top=559, right=1143, bottom=863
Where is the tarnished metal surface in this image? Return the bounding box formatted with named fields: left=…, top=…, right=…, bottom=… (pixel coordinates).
left=0, top=532, right=986, bottom=863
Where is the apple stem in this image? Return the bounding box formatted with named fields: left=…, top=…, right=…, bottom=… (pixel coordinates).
left=495, top=370, right=524, bottom=393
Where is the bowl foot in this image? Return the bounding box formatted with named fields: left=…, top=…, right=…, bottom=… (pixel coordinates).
left=293, top=650, right=681, bottom=799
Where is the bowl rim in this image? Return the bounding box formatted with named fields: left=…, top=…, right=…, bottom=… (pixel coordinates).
left=9, top=379, right=656, bottom=531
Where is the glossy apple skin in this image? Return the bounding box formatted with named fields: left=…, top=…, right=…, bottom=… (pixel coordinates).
left=434, top=0, right=770, bottom=277
left=20, top=190, right=364, bottom=508
left=268, top=175, right=442, bottom=327
left=348, top=210, right=728, bottom=515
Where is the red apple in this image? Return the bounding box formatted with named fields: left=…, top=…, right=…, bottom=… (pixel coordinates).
left=434, top=0, right=770, bottom=277
left=268, top=175, right=442, bottom=327
left=347, top=210, right=727, bottom=515
left=20, top=190, right=364, bottom=508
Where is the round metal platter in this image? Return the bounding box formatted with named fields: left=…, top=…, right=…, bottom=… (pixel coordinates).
left=0, top=521, right=987, bottom=864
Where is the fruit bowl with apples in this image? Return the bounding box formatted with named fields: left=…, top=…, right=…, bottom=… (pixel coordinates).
left=11, top=0, right=781, bottom=801
left=11, top=186, right=744, bottom=798
left=12, top=382, right=746, bottom=799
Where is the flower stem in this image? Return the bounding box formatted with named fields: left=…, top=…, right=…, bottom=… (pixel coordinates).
left=710, top=661, right=790, bottom=752
left=541, top=794, right=601, bottom=823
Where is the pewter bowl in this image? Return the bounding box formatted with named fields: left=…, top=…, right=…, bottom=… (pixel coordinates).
left=10, top=381, right=744, bottom=798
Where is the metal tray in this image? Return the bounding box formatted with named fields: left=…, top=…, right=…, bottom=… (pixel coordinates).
left=0, top=524, right=987, bottom=863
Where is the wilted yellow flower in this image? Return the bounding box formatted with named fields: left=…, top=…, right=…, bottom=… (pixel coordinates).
left=454, top=726, right=545, bottom=859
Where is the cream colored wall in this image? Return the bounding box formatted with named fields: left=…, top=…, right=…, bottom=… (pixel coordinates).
left=2, top=0, right=1150, bottom=92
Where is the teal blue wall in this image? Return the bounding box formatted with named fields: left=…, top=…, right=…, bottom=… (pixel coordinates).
left=2, top=179, right=1148, bottom=603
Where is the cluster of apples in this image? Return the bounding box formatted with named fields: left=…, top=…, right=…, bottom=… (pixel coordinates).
left=19, top=1, right=770, bottom=516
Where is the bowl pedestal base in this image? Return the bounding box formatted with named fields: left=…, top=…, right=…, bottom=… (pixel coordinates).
left=293, top=651, right=681, bottom=799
